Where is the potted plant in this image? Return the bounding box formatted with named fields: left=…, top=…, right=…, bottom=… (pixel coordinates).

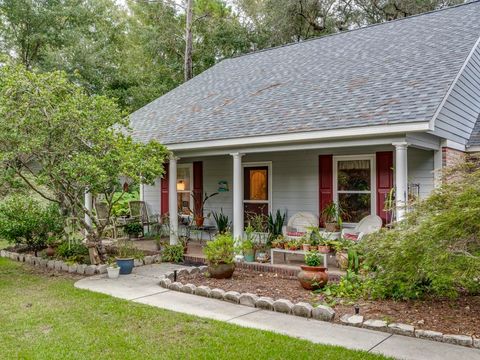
left=267, top=210, right=286, bottom=245
left=242, top=226, right=256, bottom=262
left=191, top=192, right=218, bottom=227
left=115, top=239, right=137, bottom=275
left=321, top=202, right=342, bottom=232
left=45, top=235, right=58, bottom=257
left=332, top=239, right=350, bottom=270
left=246, top=212, right=269, bottom=245
left=124, top=222, right=143, bottom=239
left=212, top=210, right=230, bottom=234
left=317, top=237, right=331, bottom=254
left=297, top=250, right=329, bottom=290
left=203, top=233, right=236, bottom=279
left=107, top=260, right=120, bottom=279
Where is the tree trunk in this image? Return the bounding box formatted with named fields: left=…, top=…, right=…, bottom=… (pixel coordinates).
left=184, top=0, right=194, bottom=82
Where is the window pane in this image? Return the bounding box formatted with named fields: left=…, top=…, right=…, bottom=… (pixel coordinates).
left=338, top=193, right=371, bottom=223
left=338, top=160, right=370, bottom=191
left=177, top=167, right=191, bottom=191
left=177, top=193, right=191, bottom=215
left=247, top=169, right=268, bottom=200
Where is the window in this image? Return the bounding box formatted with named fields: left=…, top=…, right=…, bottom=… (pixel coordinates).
left=334, top=156, right=375, bottom=224
left=177, top=164, right=193, bottom=215
left=243, top=164, right=271, bottom=219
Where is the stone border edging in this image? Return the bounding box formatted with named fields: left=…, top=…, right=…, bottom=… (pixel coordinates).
left=0, top=249, right=161, bottom=275
left=159, top=264, right=480, bottom=349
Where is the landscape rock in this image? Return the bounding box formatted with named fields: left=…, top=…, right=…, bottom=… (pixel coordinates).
left=177, top=268, right=189, bottom=277
left=273, top=299, right=294, bottom=314
left=223, top=291, right=241, bottom=304
left=25, top=255, right=33, bottom=264
left=33, top=257, right=42, bottom=266
left=388, top=323, right=415, bottom=336
left=292, top=302, right=313, bottom=318
left=210, top=288, right=226, bottom=300
left=340, top=314, right=364, bottom=327
left=143, top=256, right=154, bottom=265
left=198, top=265, right=208, bottom=273
left=415, top=329, right=443, bottom=342
left=10, top=252, right=19, bottom=261
left=255, top=297, right=275, bottom=311
left=363, top=319, right=388, bottom=331
left=76, top=264, right=86, bottom=274
left=239, top=293, right=259, bottom=307
left=169, top=282, right=183, bottom=291
left=18, top=254, right=25, bottom=262
left=194, top=285, right=211, bottom=297
left=153, top=254, right=161, bottom=263
left=181, top=283, right=196, bottom=294
left=96, top=264, right=108, bottom=274
left=84, top=265, right=96, bottom=276
left=47, top=260, right=55, bottom=270
left=188, top=267, right=200, bottom=275
left=61, top=262, right=70, bottom=272
left=159, top=278, right=172, bottom=288
left=68, top=264, right=78, bottom=273
left=473, top=338, right=480, bottom=349
left=0, top=250, right=6, bottom=257
left=165, top=272, right=175, bottom=281
left=442, top=334, right=473, bottom=346
left=39, top=259, right=48, bottom=268
left=54, top=260, right=63, bottom=271
left=312, top=305, right=335, bottom=322
left=134, top=259, right=143, bottom=267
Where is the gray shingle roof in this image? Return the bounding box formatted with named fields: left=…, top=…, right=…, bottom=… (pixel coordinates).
left=129, top=1, right=480, bottom=145
left=468, top=114, right=480, bottom=147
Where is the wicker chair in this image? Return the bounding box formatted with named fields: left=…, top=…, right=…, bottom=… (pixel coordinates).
left=282, top=212, right=319, bottom=241
left=341, top=214, right=382, bottom=241
left=94, top=201, right=117, bottom=239
left=128, top=201, right=160, bottom=234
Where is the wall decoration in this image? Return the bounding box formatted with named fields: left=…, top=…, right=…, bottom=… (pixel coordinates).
left=217, top=180, right=229, bottom=192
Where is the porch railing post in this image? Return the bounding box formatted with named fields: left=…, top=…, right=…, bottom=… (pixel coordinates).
left=231, top=152, right=245, bottom=242
left=168, top=155, right=179, bottom=245
left=393, top=142, right=408, bottom=221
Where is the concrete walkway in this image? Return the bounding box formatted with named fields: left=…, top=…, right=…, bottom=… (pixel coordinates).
left=75, top=264, right=480, bottom=360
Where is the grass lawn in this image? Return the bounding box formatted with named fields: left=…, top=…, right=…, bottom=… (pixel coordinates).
left=0, top=259, right=391, bottom=360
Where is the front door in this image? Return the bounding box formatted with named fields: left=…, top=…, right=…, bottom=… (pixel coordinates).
left=243, top=165, right=269, bottom=224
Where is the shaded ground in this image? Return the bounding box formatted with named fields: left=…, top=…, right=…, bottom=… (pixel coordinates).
left=0, top=258, right=389, bottom=360
left=181, top=268, right=480, bottom=337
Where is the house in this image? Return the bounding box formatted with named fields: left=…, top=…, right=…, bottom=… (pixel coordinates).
left=128, top=2, right=480, bottom=244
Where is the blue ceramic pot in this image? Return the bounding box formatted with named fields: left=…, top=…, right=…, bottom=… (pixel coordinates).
left=116, top=258, right=134, bottom=275
left=244, top=253, right=255, bottom=262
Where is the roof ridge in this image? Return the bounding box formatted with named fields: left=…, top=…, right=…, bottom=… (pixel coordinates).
left=228, top=0, right=480, bottom=61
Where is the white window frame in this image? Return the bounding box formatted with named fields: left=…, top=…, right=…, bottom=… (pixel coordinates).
left=242, top=161, right=272, bottom=214
left=333, top=154, right=376, bottom=226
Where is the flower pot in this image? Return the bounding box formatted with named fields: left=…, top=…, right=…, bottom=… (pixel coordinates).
left=45, top=246, right=55, bottom=257
left=302, top=244, right=311, bottom=252
left=325, top=222, right=338, bottom=232
left=208, top=263, right=235, bottom=279
left=107, top=266, right=120, bottom=279
left=244, top=250, right=255, bottom=262
left=116, top=258, right=134, bottom=275
left=336, top=251, right=349, bottom=270
left=297, top=265, right=329, bottom=290
left=284, top=243, right=290, bottom=250
left=318, top=245, right=330, bottom=254
left=195, top=216, right=205, bottom=227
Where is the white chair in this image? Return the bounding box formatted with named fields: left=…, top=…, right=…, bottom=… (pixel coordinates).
left=341, top=214, right=382, bottom=241
left=283, top=212, right=319, bottom=240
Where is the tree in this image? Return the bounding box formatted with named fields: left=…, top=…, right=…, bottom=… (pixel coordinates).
left=0, top=64, right=169, bottom=262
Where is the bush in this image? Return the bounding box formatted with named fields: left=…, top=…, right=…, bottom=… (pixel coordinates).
left=162, top=244, right=184, bottom=263
left=360, top=158, right=480, bottom=299
left=305, top=250, right=322, bottom=266
left=0, top=195, right=64, bottom=255
left=56, top=240, right=89, bottom=262
left=203, top=233, right=235, bottom=266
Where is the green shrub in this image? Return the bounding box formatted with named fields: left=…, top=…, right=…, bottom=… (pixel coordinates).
left=124, top=222, right=143, bottom=236
left=111, top=190, right=139, bottom=217
left=56, top=240, right=89, bottom=262
left=162, top=244, right=184, bottom=263
left=0, top=195, right=64, bottom=255
left=305, top=250, right=322, bottom=266
left=360, top=159, right=480, bottom=299
left=203, top=233, right=235, bottom=266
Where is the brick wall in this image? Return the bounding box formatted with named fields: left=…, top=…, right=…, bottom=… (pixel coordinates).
left=442, top=147, right=466, bottom=168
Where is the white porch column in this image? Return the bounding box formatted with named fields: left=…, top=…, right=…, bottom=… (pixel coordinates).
left=168, top=156, right=179, bottom=244
left=84, top=190, right=93, bottom=231
left=139, top=183, right=145, bottom=201
left=231, top=152, right=245, bottom=241
left=393, top=142, right=408, bottom=221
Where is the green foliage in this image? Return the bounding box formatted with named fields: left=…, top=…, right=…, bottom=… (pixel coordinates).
left=124, top=222, right=143, bottom=236
left=360, top=159, right=480, bottom=299
left=320, top=271, right=368, bottom=304
left=267, top=209, right=286, bottom=240
left=212, top=210, right=230, bottom=234
left=305, top=250, right=322, bottom=267
left=111, top=191, right=139, bottom=217
left=162, top=244, right=184, bottom=263
left=56, top=240, right=89, bottom=263
left=115, top=239, right=144, bottom=259
left=246, top=212, right=268, bottom=233
left=0, top=195, right=64, bottom=254
left=203, top=233, right=235, bottom=266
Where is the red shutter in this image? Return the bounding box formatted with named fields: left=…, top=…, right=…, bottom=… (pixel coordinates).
left=193, top=161, right=203, bottom=216
left=161, top=163, right=169, bottom=216
left=319, top=155, right=333, bottom=226
left=376, top=151, right=393, bottom=225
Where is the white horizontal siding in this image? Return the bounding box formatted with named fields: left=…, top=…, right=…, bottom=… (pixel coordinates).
left=407, top=147, right=434, bottom=199
left=142, top=178, right=161, bottom=216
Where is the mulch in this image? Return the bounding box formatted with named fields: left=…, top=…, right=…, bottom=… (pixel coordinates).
left=180, top=267, right=480, bottom=337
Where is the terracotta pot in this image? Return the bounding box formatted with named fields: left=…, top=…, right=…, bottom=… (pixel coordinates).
left=318, top=245, right=330, bottom=254
left=208, top=263, right=235, bottom=279
left=325, top=222, right=338, bottom=232
left=336, top=251, right=349, bottom=270
left=284, top=243, right=290, bottom=250
left=195, top=216, right=205, bottom=227
left=302, top=244, right=311, bottom=252
left=45, top=246, right=55, bottom=257
left=297, top=265, right=329, bottom=290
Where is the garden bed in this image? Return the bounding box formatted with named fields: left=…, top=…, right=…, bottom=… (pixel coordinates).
left=179, top=267, right=480, bottom=337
